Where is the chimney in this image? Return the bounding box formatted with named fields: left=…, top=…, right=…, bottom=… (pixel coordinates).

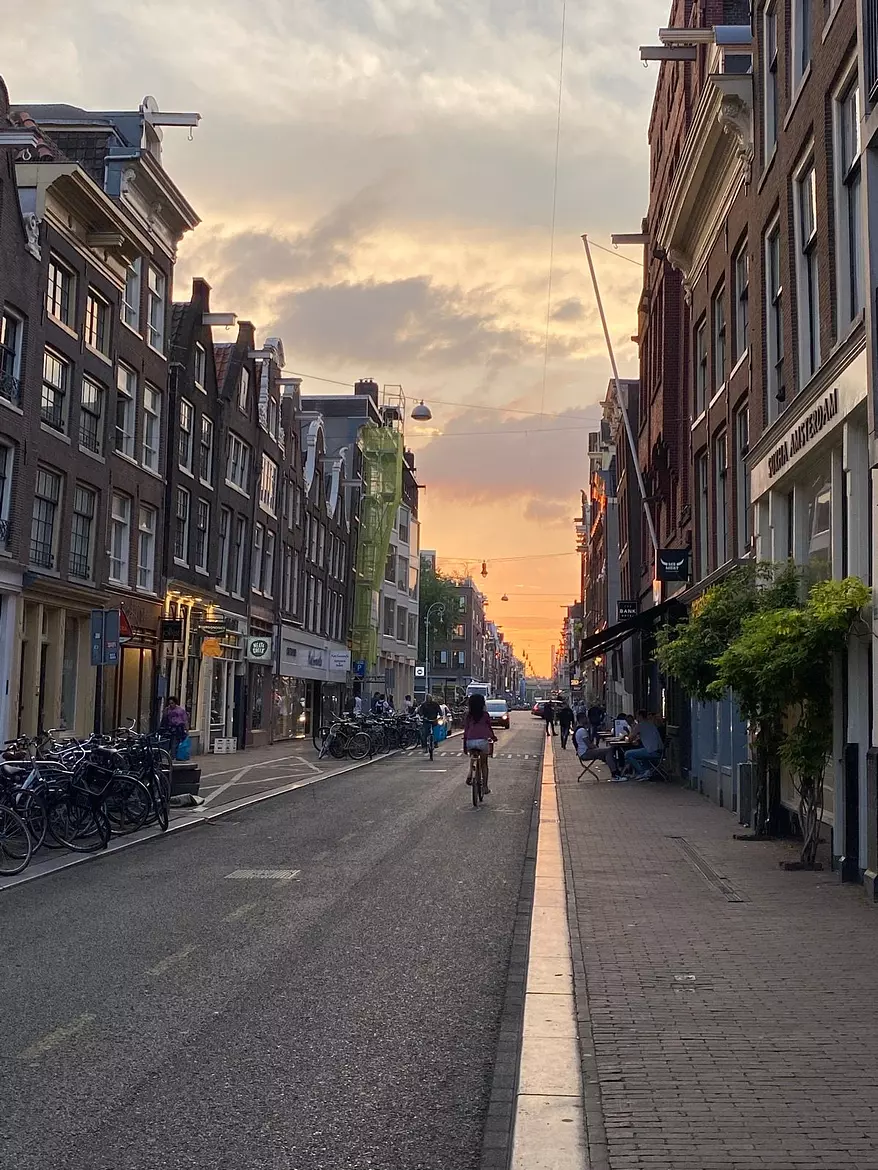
left=354, top=378, right=379, bottom=404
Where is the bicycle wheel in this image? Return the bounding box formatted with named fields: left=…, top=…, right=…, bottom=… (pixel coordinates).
left=329, top=731, right=347, bottom=759
left=0, top=805, right=32, bottom=874
left=478, top=757, right=487, bottom=803
left=51, top=793, right=110, bottom=853
left=12, top=790, right=48, bottom=850
left=313, top=725, right=331, bottom=753
left=346, top=732, right=371, bottom=761
left=152, top=769, right=170, bottom=832
left=104, top=776, right=151, bottom=835
left=428, top=731, right=434, bottom=762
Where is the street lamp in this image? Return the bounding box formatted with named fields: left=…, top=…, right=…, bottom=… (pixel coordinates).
left=411, top=400, right=433, bottom=421
left=424, top=602, right=445, bottom=697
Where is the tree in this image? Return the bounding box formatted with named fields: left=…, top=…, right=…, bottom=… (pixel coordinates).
left=711, top=577, right=869, bottom=866
left=418, top=562, right=459, bottom=659
left=655, top=562, right=799, bottom=834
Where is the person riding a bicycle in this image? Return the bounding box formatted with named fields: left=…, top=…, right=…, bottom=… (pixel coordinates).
left=419, top=694, right=441, bottom=752
left=462, top=694, right=497, bottom=793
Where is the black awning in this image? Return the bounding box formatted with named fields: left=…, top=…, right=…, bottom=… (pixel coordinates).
left=579, top=597, right=685, bottom=662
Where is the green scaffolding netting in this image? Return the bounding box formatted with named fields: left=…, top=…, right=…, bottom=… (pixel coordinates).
left=351, top=424, right=403, bottom=670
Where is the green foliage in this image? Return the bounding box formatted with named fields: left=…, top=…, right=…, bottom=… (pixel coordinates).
left=417, top=562, right=459, bottom=658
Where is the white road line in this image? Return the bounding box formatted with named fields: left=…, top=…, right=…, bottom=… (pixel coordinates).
left=419, top=769, right=448, bottom=773
left=201, top=755, right=309, bottom=806
left=223, top=902, right=258, bottom=922
left=510, top=738, right=587, bottom=1169
left=18, top=1012, right=95, bottom=1061
left=146, top=943, right=199, bottom=976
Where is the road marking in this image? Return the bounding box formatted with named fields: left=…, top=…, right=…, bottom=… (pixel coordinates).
left=223, top=902, right=259, bottom=922
left=18, top=1013, right=95, bottom=1062
left=201, top=755, right=309, bottom=806
left=419, top=768, right=448, bottom=773
left=226, top=868, right=301, bottom=880
left=146, top=944, right=199, bottom=976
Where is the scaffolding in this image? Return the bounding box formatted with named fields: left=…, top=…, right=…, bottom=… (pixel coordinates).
left=351, top=422, right=403, bottom=670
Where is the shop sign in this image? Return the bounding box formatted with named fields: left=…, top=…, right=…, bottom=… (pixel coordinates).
left=329, top=649, right=351, bottom=673
left=768, top=387, right=839, bottom=480
left=160, top=618, right=183, bottom=642
left=247, top=636, right=274, bottom=663
left=414, top=665, right=426, bottom=678
left=617, top=600, right=638, bottom=622
left=200, top=620, right=227, bottom=637
left=656, top=549, right=690, bottom=582
left=202, top=637, right=223, bottom=658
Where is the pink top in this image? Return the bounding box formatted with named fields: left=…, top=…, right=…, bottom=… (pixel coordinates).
left=464, top=714, right=496, bottom=745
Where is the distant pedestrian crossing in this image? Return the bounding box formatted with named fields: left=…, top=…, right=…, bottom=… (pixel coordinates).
left=433, top=751, right=537, bottom=761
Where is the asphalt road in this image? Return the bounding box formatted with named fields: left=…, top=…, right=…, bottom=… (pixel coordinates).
left=0, top=712, right=544, bottom=1170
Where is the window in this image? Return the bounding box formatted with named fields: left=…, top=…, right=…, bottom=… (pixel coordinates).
left=30, top=467, right=61, bottom=568
left=40, top=348, right=69, bottom=433
left=115, top=363, right=137, bottom=457
left=306, top=574, right=315, bottom=630
left=765, top=220, right=784, bottom=418
left=398, top=510, right=410, bottom=545
left=433, top=649, right=448, bottom=667
left=122, top=258, right=141, bottom=330
left=454, top=650, right=466, bottom=668
left=226, top=433, right=251, bottom=492
left=85, top=289, right=110, bottom=356
left=733, top=244, right=749, bottom=361
left=807, top=476, right=832, bottom=581
left=836, top=78, right=863, bottom=327
left=109, top=492, right=131, bottom=584
left=263, top=531, right=275, bottom=599
left=233, top=516, right=248, bottom=595
left=174, top=487, right=190, bottom=563
left=79, top=376, right=104, bottom=454
left=712, top=283, right=726, bottom=390
left=453, top=623, right=465, bottom=639
left=396, top=605, right=407, bottom=642
left=252, top=523, right=264, bottom=591
left=178, top=399, right=194, bottom=472
left=137, top=505, right=156, bottom=591
left=764, top=4, right=778, bottom=157
left=47, top=256, right=74, bottom=328
left=259, top=454, right=278, bottom=513
left=189, top=498, right=208, bottom=573
left=199, top=415, right=214, bottom=483
left=714, top=432, right=729, bottom=567
left=458, top=595, right=466, bottom=612
left=146, top=266, right=166, bottom=352
left=407, top=613, right=417, bottom=646
left=385, top=551, right=396, bottom=583
left=795, top=159, right=820, bottom=385
left=735, top=407, right=751, bottom=556
left=0, top=306, right=23, bottom=402
left=318, top=524, right=325, bottom=568
left=237, top=367, right=250, bottom=413
left=69, top=485, right=96, bottom=579
left=218, top=507, right=231, bottom=590
left=695, top=452, right=709, bottom=579
left=142, top=383, right=161, bottom=472
left=194, top=343, right=206, bottom=389
left=267, top=396, right=279, bottom=438
left=282, top=546, right=295, bottom=612
left=0, top=443, right=12, bottom=539
left=383, top=597, right=395, bottom=636
left=694, top=317, right=707, bottom=415
left=794, top=0, right=812, bottom=88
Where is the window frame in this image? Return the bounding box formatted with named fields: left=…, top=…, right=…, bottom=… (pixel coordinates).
left=0, top=442, right=13, bottom=536
left=218, top=507, right=232, bottom=591
left=137, top=504, right=157, bottom=592
left=142, top=383, right=161, bottom=472
left=764, top=3, right=779, bottom=159
left=765, top=217, right=784, bottom=421
left=199, top=415, right=214, bottom=484
left=237, top=367, right=251, bottom=414
left=694, top=316, right=708, bottom=415
left=263, top=530, right=275, bottom=599
left=41, top=348, right=70, bottom=434
left=122, top=258, right=142, bottom=331
left=174, top=486, right=191, bottom=564
left=69, top=484, right=96, bottom=580
left=84, top=288, right=110, bottom=357
left=712, top=282, right=727, bottom=392
left=30, top=466, right=62, bottom=569
left=226, top=432, right=251, bottom=493
left=233, top=515, right=247, bottom=596
left=46, top=255, right=75, bottom=330
left=0, top=305, right=24, bottom=401
left=734, top=406, right=751, bottom=557
left=109, top=491, right=132, bottom=585
left=794, top=154, right=820, bottom=387
left=259, top=453, right=278, bottom=514
left=695, top=451, right=710, bottom=580
left=178, top=398, right=195, bottom=473
left=78, top=375, right=105, bottom=455
left=194, top=498, right=210, bottom=573
left=834, top=71, right=864, bottom=331
left=713, top=430, right=729, bottom=569
left=733, top=242, right=749, bottom=362
left=146, top=265, right=166, bottom=354
left=793, top=0, right=812, bottom=91
left=194, top=342, right=206, bottom=390
left=115, top=363, right=137, bottom=458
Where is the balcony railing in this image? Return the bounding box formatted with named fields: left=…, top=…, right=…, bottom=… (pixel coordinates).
left=68, top=551, right=91, bottom=578
left=0, top=369, right=22, bottom=407
left=0, top=518, right=10, bottom=548
left=30, top=539, right=54, bottom=568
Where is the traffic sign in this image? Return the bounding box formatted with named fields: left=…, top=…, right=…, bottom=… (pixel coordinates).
left=353, top=660, right=366, bottom=679
left=119, top=608, right=133, bottom=643
left=90, top=609, right=121, bottom=667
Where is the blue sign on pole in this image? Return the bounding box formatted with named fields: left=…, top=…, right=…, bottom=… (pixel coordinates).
left=353, top=660, right=366, bottom=679
left=90, top=609, right=105, bottom=667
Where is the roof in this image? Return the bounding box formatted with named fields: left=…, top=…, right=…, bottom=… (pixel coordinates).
left=213, top=343, right=234, bottom=392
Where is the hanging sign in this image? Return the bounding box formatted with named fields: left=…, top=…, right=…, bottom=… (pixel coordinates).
left=656, top=549, right=690, bottom=582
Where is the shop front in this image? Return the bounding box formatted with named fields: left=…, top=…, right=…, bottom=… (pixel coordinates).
left=0, top=562, right=22, bottom=740
left=101, top=595, right=161, bottom=734
left=246, top=622, right=275, bottom=749
left=273, top=624, right=350, bottom=739
left=751, top=344, right=870, bottom=870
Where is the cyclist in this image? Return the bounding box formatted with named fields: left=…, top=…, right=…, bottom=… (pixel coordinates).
left=462, top=693, right=497, bottom=793
left=419, top=693, right=441, bottom=752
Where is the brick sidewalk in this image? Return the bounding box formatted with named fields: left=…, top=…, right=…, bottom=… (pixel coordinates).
left=553, top=744, right=878, bottom=1170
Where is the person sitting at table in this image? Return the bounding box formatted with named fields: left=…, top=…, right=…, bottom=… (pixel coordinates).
left=624, top=711, right=664, bottom=778
left=573, top=714, right=623, bottom=778
left=613, top=712, right=631, bottom=739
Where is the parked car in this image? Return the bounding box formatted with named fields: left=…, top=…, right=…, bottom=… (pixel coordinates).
left=439, top=703, right=454, bottom=728
left=532, top=699, right=563, bottom=719
left=486, top=699, right=510, bottom=730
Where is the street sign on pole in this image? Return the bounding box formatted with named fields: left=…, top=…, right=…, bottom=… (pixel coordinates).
left=90, top=609, right=121, bottom=666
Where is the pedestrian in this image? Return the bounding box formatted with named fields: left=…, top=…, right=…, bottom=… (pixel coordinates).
left=404, top=695, right=415, bottom=714
left=587, top=700, right=605, bottom=746
left=542, top=700, right=556, bottom=737
left=160, top=695, right=189, bottom=759
left=353, top=693, right=363, bottom=716
left=558, top=698, right=575, bottom=749
left=624, top=710, right=664, bottom=778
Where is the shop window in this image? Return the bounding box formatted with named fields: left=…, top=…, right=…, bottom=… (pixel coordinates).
left=252, top=666, right=265, bottom=730
left=807, top=477, right=832, bottom=582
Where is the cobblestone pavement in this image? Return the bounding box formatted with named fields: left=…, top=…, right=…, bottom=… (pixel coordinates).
left=553, top=745, right=878, bottom=1170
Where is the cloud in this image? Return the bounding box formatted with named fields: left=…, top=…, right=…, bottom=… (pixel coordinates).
left=523, top=498, right=575, bottom=527
left=551, top=297, right=584, bottom=322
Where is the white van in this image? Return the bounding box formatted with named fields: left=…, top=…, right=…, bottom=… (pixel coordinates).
left=465, top=681, right=491, bottom=699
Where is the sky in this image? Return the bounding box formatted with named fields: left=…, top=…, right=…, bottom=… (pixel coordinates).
left=3, top=0, right=669, bottom=674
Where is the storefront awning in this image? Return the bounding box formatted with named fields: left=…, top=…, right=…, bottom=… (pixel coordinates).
left=579, top=597, right=685, bottom=662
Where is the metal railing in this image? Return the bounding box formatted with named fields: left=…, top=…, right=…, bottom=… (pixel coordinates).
left=68, top=551, right=90, bottom=578
left=0, top=369, right=22, bottom=406
left=0, top=518, right=10, bottom=547
left=30, top=540, right=54, bottom=568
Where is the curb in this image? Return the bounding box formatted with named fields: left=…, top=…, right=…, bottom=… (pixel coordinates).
left=0, top=731, right=462, bottom=895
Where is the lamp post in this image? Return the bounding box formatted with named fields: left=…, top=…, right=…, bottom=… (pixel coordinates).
left=424, top=602, right=445, bottom=699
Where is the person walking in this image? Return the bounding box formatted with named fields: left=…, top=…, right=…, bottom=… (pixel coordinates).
left=558, top=699, right=575, bottom=749
left=587, top=701, right=605, bottom=746
left=542, top=700, right=556, bottom=737
left=160, top=696, right=189, bottom=759
left=353, top=693, right=363, bottom=716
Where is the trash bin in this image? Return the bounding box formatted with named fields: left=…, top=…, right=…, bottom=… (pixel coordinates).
left=170, top=762, right=201, bottom=797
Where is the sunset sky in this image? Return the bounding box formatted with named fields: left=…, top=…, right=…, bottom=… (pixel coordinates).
left=5, top=0, right=669, bottom=673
